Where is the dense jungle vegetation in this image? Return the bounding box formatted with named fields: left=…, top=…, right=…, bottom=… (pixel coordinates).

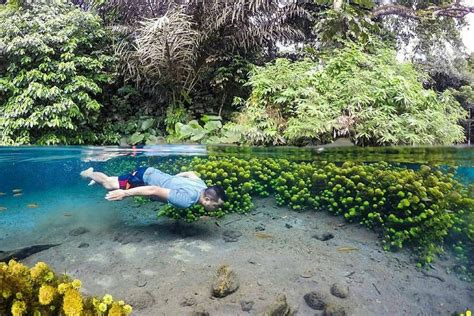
left=0, top=0, right=473, bottom=146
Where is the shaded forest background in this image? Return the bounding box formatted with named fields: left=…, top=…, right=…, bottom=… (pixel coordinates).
left=0, top=0, right=473, bottom=146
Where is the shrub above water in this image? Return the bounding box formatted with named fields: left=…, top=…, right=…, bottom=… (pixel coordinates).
left=0, top=2, right=115, bottom=145
left=233, top=43, right=467, bottom=146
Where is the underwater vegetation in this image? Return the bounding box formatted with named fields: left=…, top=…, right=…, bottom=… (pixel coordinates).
left=110, top=156, right=472, bottom=279
left=0, top=260, right=132, bottom=316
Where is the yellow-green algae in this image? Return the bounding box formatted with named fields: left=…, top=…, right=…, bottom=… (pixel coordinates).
left=0, top=260, right=132, bottom=315
left=112, top=156, right=473, bottom=279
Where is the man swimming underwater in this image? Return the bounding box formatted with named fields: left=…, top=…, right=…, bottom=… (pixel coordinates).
left=80, top=167, right=226, bottom=211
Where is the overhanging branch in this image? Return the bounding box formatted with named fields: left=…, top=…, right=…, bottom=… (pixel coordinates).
left=371, top=4, right=474, bottom=19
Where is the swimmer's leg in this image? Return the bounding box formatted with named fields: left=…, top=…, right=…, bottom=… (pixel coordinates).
left=80, top=167, right=119, bottom=190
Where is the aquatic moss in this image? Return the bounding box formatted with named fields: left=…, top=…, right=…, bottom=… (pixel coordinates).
left=148, top=156, right=473, bottom=273
left=38, top=285, right=56, bottom=305
left=0, top=260, right=132, bottom=315
left=63, top=288, right=83, bottom=315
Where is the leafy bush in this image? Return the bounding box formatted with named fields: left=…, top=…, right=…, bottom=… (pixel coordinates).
left=232, top=43, right=467, bottom=146
left=172, top=115, right=244, bottom=144
left=145, top=156, right=473, bottom=271
left=115, top=115, right=164, bottom=146
left=0, top=2, right=115, bottom=145
left=0, top=260, right=132, bottom=315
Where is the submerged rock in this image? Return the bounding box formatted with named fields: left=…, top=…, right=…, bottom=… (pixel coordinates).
left=192, top=304, right=209, bottom=316
left=255, top=223, right=266, bottom=231
left=78, top=242, right=89, bottom=248
left=312, top=232, right=334, bottom=241
left=262, top=294, right=295, bottom=316
left=0, top=244, right=60, bottom=262
left=323, top=304, right=346, bottom=316
left=69, top=227, right=89, bottom=236
left=180, top=296, right=197, bottom=306
left=240, top=300, right=254, bottom=312
left=330, top=283, right=349, bottom=299
left=211, top=265, right=239, bottom=298
left=222, top=230, right=242, bottom=242
left=303, top=291, right=326, bottom=310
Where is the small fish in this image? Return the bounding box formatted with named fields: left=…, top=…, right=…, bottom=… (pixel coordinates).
left=0, top=192, right=6, bottom=196
left=337, top=247, right=359, bottom=253
left=64, top=213, right=73, bottom=217
left=255, top=232, right=273, bottom=239
left=12, top=189, right=22, bottom=193
left=13, top=193, right=23, bottom=197
left=0, top=207, right=6, bottom=211
left=27, top=203, right=39, bottom=208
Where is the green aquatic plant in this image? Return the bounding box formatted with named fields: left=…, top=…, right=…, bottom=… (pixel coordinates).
left=0, top=260, right=132, bottom=315
left=145, top=156, right=473, bottom=271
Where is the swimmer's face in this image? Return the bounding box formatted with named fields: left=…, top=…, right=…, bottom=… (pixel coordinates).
left=201, top=197, right=224, bottom=211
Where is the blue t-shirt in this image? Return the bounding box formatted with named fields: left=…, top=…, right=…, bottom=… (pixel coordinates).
left=142, top=167, right=207, bottom=208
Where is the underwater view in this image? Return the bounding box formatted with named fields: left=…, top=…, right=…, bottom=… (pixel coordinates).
left=0, top=145, right=473, bottom=315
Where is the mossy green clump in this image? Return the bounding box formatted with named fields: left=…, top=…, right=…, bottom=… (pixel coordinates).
left=156, top=156, right=277, bottom=221
left=143, top=156, right=473, bottom=273
left=0, top=260, right=132, bottom=315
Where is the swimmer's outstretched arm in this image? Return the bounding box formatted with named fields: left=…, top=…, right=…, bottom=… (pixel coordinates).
left=105, top=186, right=170, bottom=201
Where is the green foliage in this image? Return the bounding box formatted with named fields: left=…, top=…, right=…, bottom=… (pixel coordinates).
left=447, top=184, right=474, bottom=281
left=148, top=156, right=473, bottom=270
left=172, top=115, right=244, bottom=144
left=313, top=1, right=379, bottom=49
left=116, top=115, right=164, bottom=146
left=0, top=2, right=115, bottom=145
left=164, top=104, right=192, bottom=136
left=174, top=115, right=222, bottom=144
left=233, top=42, right=467, bottom=146
left=115, top=1, right=306, bottom=120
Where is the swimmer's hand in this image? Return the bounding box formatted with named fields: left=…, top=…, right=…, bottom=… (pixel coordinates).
left=105, top=190, right=127, bottom=201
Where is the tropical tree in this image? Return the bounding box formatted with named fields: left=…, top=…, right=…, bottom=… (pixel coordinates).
left=114, top=0, right=309, bottom=128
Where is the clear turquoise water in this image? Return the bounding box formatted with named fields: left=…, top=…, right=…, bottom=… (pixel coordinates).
left=0, top=145, right=472, bottom=249
left=0, top=145, right=473, bottom=315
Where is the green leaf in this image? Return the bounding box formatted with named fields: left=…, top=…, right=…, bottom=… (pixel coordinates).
left=190, top=129, right=206, bottom=141
left=141, top=118, right=155, bottom=131
left=129, top=132, right=144, bottom=145
left=204, top=120, right=222, bottom=133
left=202, top=115, right=222, bottom=122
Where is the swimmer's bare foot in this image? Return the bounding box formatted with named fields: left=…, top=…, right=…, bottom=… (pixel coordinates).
left=80, top=167, right=94, bottom=179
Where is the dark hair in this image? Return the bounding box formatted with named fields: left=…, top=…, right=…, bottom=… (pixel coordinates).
left=204, top=185, right=227, bottom=203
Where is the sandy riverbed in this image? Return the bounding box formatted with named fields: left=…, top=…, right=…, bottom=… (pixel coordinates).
left=17, top=197, right=473, bottom=315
